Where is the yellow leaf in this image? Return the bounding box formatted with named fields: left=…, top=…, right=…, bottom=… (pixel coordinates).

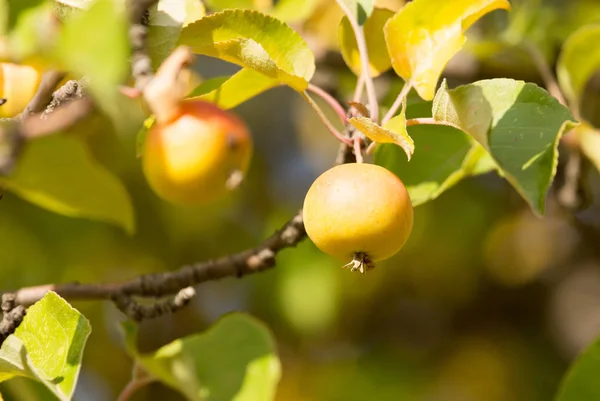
left=384, top=0, right=510, bottom=100
left=349, top=113, right=414, bottom=160
left=339, top=7, right=395, bottom=77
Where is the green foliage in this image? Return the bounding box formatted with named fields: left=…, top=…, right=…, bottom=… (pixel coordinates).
left=557, top=24, right=600, bottom=112
left=555, top=338, right=600, bottom=401
left=3, top=0, right=600, bottom=399
left=384, top=0, right=510, bottom=100
left=375, top=100, right=494, bottom=206
left=56, top=0, right=129, bottom=107
left=188, top=68, right=280, bottom=109
left=1, top=0, right=56, bottom=61
left=338, top=7, right=394, bottom=77
left=178, top=9, right=315, bottom=91
left=1, top=135, right=135, bottom=233
left=124, top=313, right=280, bottom=401
left=432, top=79, right=577, bottom=215
left=0, top=292, right=90, bottom=400
left=147, top=0, right=206, bottom=67
left=336, top=0, right=374, bottom=25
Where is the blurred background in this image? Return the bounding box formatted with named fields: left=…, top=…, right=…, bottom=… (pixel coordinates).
left=2, top=0, right=600, bottom=399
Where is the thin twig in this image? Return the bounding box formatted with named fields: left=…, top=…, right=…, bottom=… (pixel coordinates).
left=20, top=71, right=67, bottom=118
left=129, top=0, right=158, bottom=90
left=405, top=117, right=462, bottom=131
left=353, top=74, right=366, bottom=105
left=5, top=212, right=306, bottom=306
left=521, top=41, right=569, bottom=111
left=335, top=1, right=378, bottom=122
left=381, top=81, right=412, bottom=126
left=307, top=83, right=347, bottom=124
left=353, top=137, right=363, bottom=163
left=116, top=376, right=155, bottom=401
left=304, top=92, right=353, bottom=145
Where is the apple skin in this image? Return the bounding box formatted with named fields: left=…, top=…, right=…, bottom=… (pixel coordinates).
left=303, top=163, right=413, bottom=269
left=0, top=63, right=43, bottom=118
left=142, top=100, right=252, bottom=206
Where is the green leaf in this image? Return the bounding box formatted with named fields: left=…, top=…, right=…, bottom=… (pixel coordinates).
left=0, top=292, right=91, bottom=400
left=555, top=337, right=600, bottom=401
left=339, top=7, right=394, bottom=77
left=1, top=135, right=135, bottom=233
left=557, top=24, right=600, bottom=111
left=1, top=0, right=57, bottom=62
left=432, top=78, right=577, bottom=215
left=178, top=9, right=315, bottom=91
left=336, top=0, right=374, bottom=25
left=384, top=0, right=510, bottom=100
left=375, top=101, right=494, bottom=206
left=147, top=0, right=206, bottom=68
left=349, top=111, right=414, bottom=160
left=56, top=0, right=129, bottom=108
left=188, top=68, right=280, bottom=109
left=124, top=313, right=281, bottom=401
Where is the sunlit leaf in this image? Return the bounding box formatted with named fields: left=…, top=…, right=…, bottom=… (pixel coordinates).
left=375, top=101, right=494, bottom=205
left=349, top=111, right=414, bottom=160
left=384, top=0, right=510, bottom=100
left=0, top=292, right=91, bottom=401
left=557, top=24, right=600, bottom=111
left=178, top=9, right=315, bottom=91
left=1, top=0, right=58, bottom=63
left=188, top=68, right=280, bottom=109
left=432, top=79, right=577, bottom=215
left=337, top=0, right=374, bottom=25
left=339, top=7, right=393, bottom=77
left=147, top=0, right=206, bottom=67
left=555, top=336, right=600, bottom=401
left=56, top=0, right=129, bottom=109
left=1, top=135, right=135, bottom=233
left=124, top=313, right=280, bottom=401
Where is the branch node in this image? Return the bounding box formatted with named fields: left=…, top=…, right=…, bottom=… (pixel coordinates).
left=113, top=287, right=196, bottom=322
left=0, top=305, right=26, bottom=343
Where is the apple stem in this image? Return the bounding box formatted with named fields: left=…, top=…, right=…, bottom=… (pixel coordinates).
left=304, top=92, right=353, bottom=146
left=351, top=74, right=366, bottom=116
left=366, top=141, right=377, bottom=155
left=307, top=83, right=347, bottom=124
left=353, top=137, right=364, bottom=163
left=381, top=81, right=412, bottom=126
left=335, top=0, right=379, bottom=122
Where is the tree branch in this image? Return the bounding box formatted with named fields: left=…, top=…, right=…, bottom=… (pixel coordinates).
left=129, top=0, right=157, bottom=90
left=20, top=71, right=67, bottom=118
left=113, top=287, right=196, bottom=321
left=5, top=212, right=306, bottom=306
